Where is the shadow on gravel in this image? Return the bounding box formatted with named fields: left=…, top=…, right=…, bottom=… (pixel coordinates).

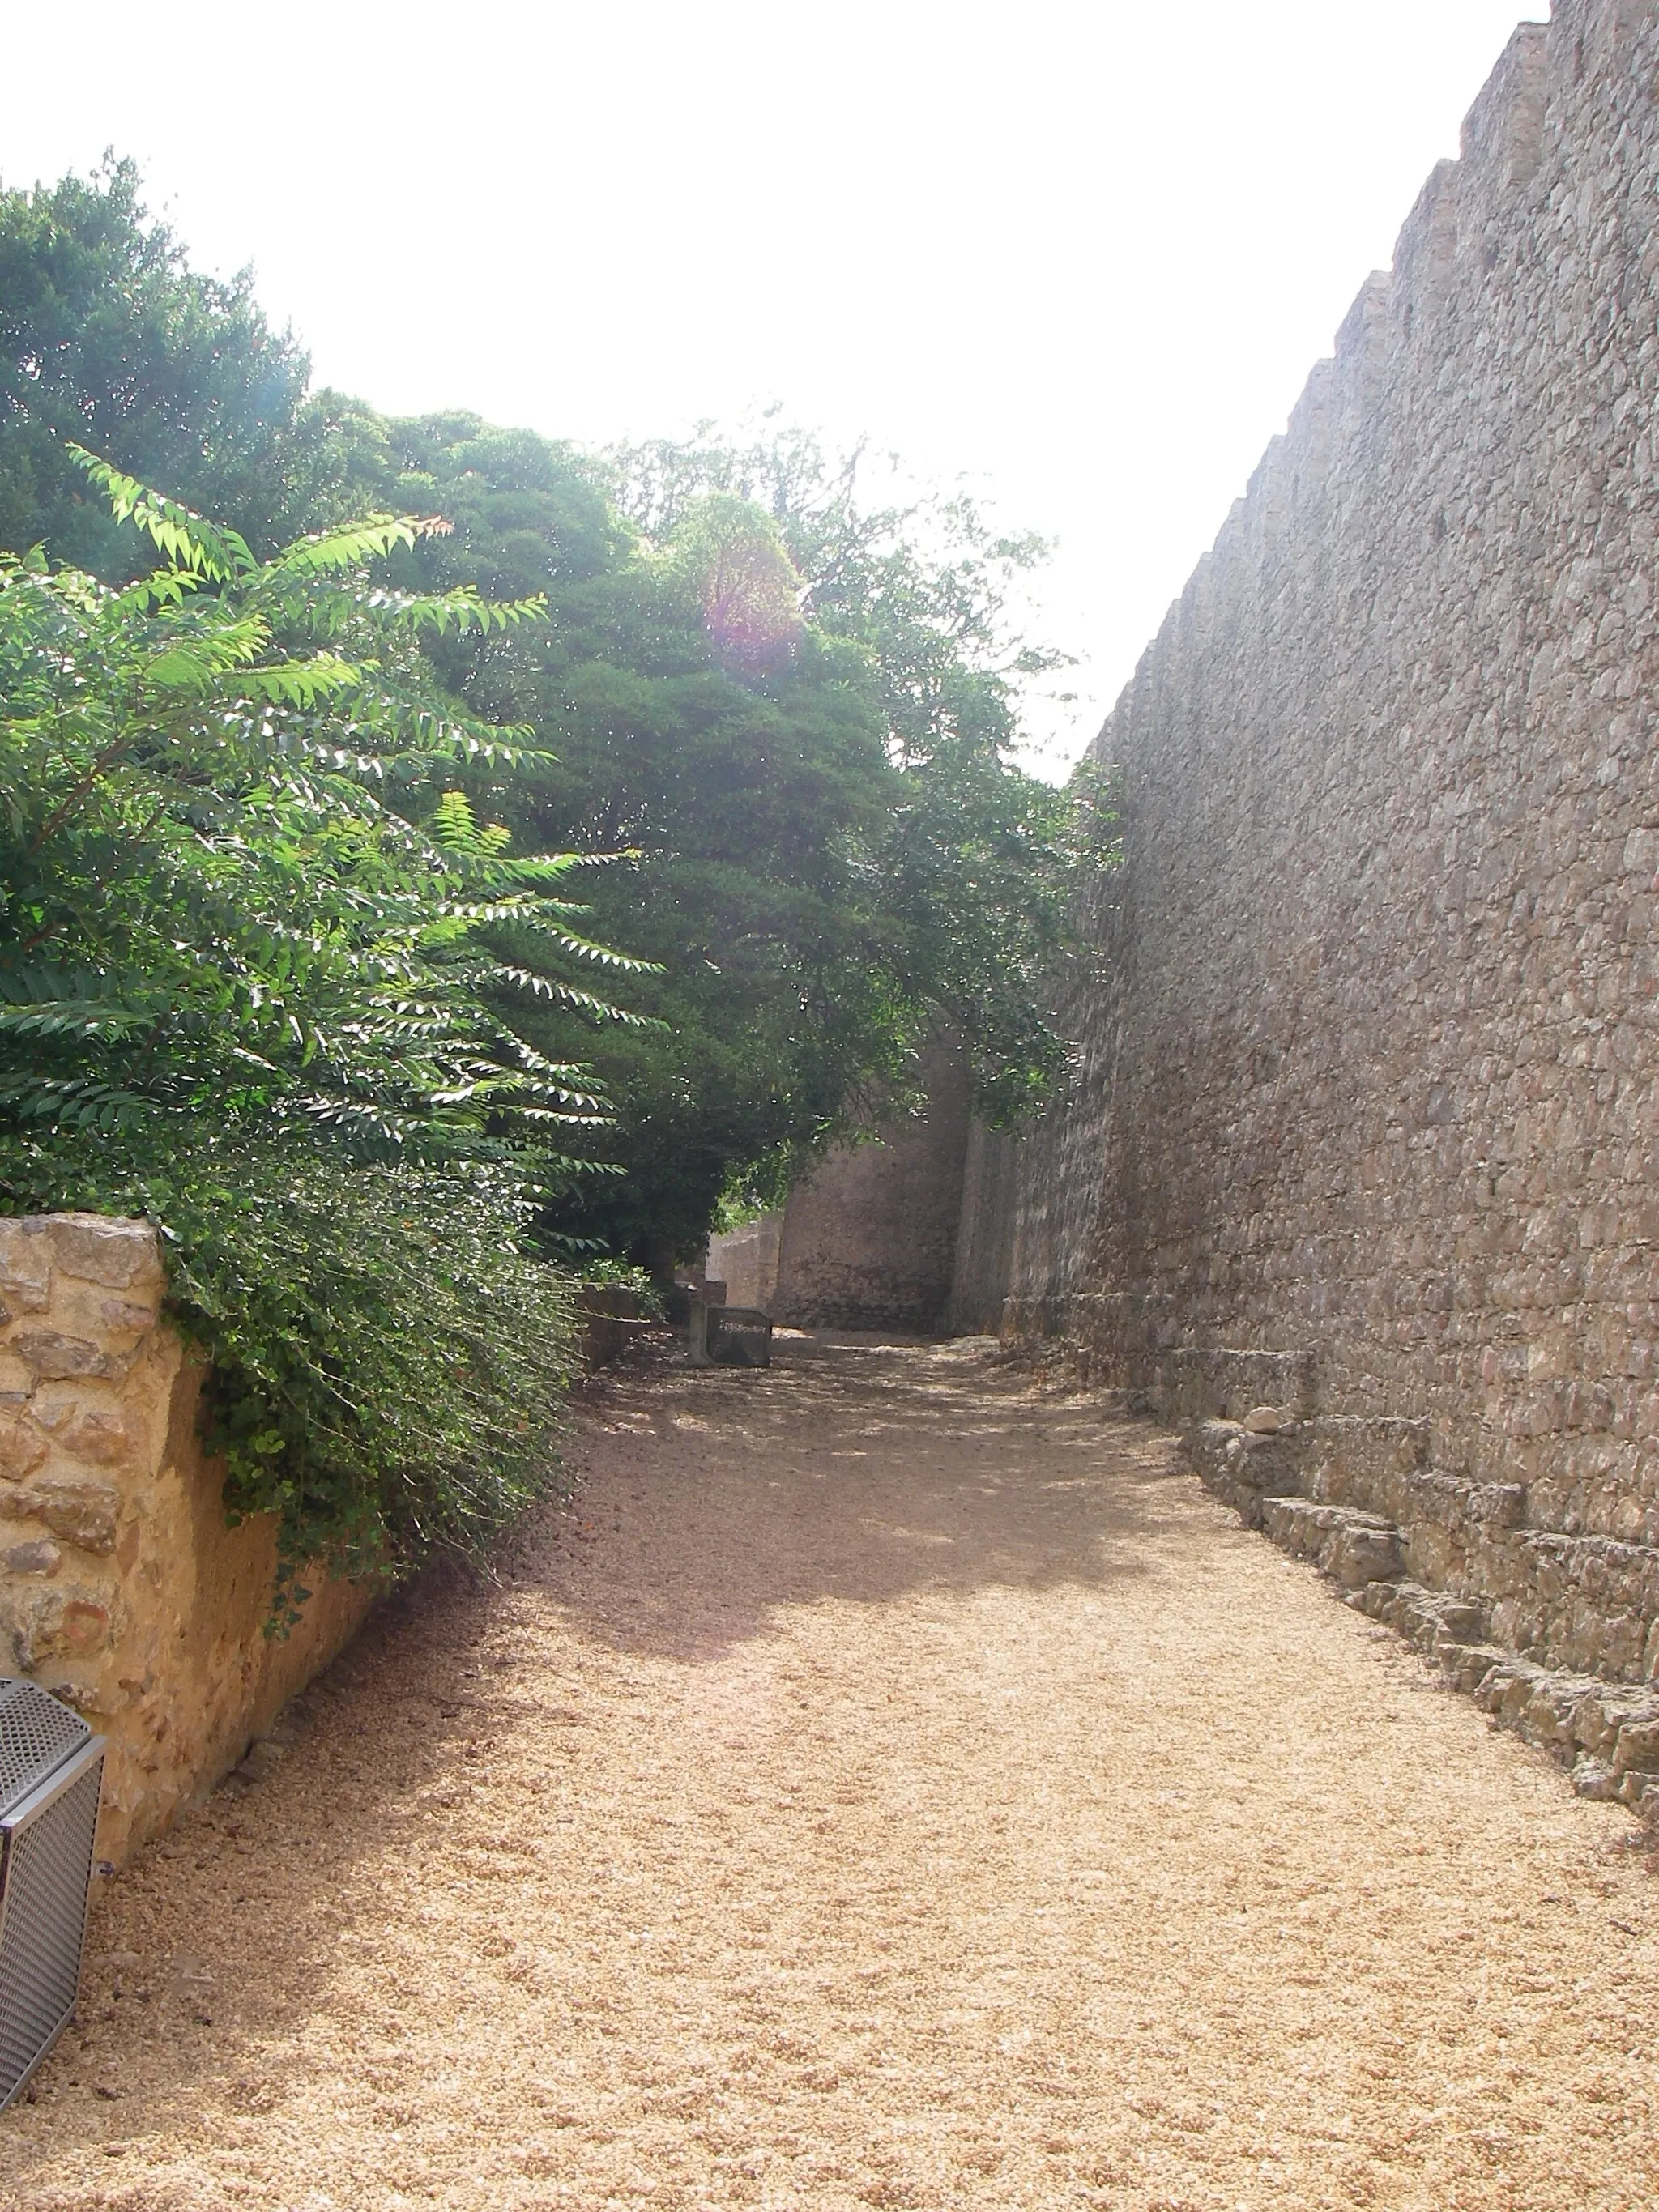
left=4, top=1561, right=560, bottom=2185
left=539, top=1330, right=1175, bottom=1664
left=2, top=1332, right=1175, bottom=2190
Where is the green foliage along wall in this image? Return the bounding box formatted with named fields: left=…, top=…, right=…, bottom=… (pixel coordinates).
left=346, top=413, right=1083, bottom=1264
left=0, top=163, right=1090, bottom=1280
left=0, top=460, right=644, bottom=1596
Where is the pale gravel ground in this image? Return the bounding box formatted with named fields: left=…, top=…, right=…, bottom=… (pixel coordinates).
left=5, top=1332, right=1658, bottom=2211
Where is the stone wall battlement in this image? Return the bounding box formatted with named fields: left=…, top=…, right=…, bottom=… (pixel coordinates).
left=954, top=0, right=1659, bottom=1687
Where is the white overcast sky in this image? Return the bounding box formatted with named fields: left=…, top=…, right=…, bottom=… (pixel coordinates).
left=2, top=0, right=1548, bottom=773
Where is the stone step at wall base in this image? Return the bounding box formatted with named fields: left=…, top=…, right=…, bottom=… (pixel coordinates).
left=1190, top=1418, right=1311, bottom=1526
left=1189, top=1417, right=1659, bottom=1819
left=1364, top=1519, right=1659, bottom=1683
left=1347, top=1577, right=1659, bottom=1811
left=1330, top=1478, right=1659, bottom=1679
left=1351, top=1574, right=1486, bottom=1652
left=1261, top=1498, right=1405, bottom=1588
left=1156, top=1346, right=1316, bottom=1426
left=1191, top=1401, right=1659, bottom=1686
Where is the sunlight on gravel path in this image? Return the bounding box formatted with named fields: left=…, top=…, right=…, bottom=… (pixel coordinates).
left=5, top=1335, right=1657, bottom=2210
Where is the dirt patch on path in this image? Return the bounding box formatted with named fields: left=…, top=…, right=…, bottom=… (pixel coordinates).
left=5, top=1334, right=1658, bottom=2210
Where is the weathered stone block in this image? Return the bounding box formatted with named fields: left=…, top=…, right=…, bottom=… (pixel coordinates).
left=1377, top=1580, right=1488, bottom=1653
left=0, top=1586, right=114, bottom=1670
left=54, top=1409, right=140, bottom=1469
left=1572, top=1755, right=1619, bottom=1801
left=98, top=1295, right=163, bottom=1336
left=0, top=1221, right=53, bottom=1315
left=1439, top=1643, right=1508, bottom=1694
left=1241, top=1404, right=1293, bottom=1434
left=1262, top=1498, right=1405, bottom=1588
left=13, top=1477, right=121, bottom=1554
left=1571, top=1694, right=1652, bottom=1758
left=1329, top=1522, right=1405, bottom=1589
left=10, top=1328, right=130, bottom=1383
left=1189, top=1417, right=1308, bottom=1524
left=41, top=1213, right=165, bottom=1293
left=1523, top=1677, right=1601, bottom=1758
left=2, top=1540, right=60, bottom=1577
left=0, top=1415, right=48, bottom=1482
left=1422, top=1473, right=1527, bottom=1533
left=1612, top=1717, right=1659, bottom=1775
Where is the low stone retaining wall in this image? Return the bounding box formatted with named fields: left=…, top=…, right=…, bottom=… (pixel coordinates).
left=1171, top=1345, right=1659, bottom=1686
left=0, top=1213, right=375, bottom=1866
left=1179, top=1361, right=1659, bottom=1818
left=0, top=1221, right=623, bottom=1863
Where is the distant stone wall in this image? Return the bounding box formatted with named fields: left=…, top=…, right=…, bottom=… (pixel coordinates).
left=703, top=1213, right=783, bottom=1312
left=0, top=1215, right=374, bottom=1865
left=957, top=0, right=1659, bottom=1692
left=769, top=1042, right=972, bottom=1332
left=944, top=1123, right=1020, bottom=1336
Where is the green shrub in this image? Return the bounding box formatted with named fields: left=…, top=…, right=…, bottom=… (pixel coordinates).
left=0, top=458, right=644, bottom=1608
left=0, top=1133, right=576, bottom=1622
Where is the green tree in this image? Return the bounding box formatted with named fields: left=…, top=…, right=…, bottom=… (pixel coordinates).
left=0, top=452, right=630, bottom=1154
left=606, top=416, right=1068, bottom=763
left=0, top=160, right=334, bottom=578
left=411, top=415, right=1084, bottom=1260
left=0, top=455, right=643, bottom=1595
left=328, top=414, right=979, bottom=1265
left=1, top=147, right=1090, bottom=1274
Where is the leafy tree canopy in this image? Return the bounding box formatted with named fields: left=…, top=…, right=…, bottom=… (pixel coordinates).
left=335, top=411, right=1085, bottom=1266
left=0, top=164, right=1098, bottom=1281
left=0, top=158, right=335, bottom=577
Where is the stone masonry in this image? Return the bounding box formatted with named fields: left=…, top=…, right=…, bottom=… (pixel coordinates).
left=0, top=1214, right=373, bottom=1864
left=713, top=1040, right=973, bottom=1333
left=942, top=0, right=1659, bottom=1763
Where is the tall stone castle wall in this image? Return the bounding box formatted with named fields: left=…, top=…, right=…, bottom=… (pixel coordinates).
left=959, top=0, right=1659, bottom=1693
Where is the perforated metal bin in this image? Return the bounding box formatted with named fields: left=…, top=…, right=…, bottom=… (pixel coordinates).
left=0, top=1681, right=104, bottom=2111
left=707, top=1306, right=773, bottom=1366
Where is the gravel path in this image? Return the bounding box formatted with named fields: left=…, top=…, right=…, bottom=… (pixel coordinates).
left=6, top=1333, right=1658, bottom=2210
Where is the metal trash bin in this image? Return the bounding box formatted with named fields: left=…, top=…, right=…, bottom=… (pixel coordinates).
left=707, top=1306, right=773, bottom=1366
left=0, top=1681, right=105, bottom=2110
